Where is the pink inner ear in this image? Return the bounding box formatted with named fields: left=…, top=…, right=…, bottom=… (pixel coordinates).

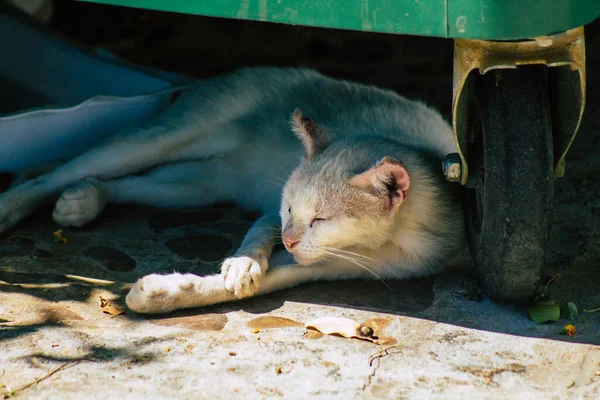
left=379, top=160, right=410, bottom=192
left=350, top=157, right=410, bottom=211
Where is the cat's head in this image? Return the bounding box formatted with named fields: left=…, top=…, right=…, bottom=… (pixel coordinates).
left=280, top=109, right=411, bottom=265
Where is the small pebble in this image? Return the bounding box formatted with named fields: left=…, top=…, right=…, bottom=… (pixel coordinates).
left=358, top=325, right=374, bottom=338
left=229, top=352, right=237, bottom=356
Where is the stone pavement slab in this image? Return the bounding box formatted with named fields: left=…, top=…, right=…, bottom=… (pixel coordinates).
left=2, top=4, right=600, bottom=399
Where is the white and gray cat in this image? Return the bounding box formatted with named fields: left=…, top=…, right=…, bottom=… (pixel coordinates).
left=1, top=67, right=464, bottom=313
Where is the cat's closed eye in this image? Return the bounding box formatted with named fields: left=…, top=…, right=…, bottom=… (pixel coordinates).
left=309, top=218, right=326, bottom=228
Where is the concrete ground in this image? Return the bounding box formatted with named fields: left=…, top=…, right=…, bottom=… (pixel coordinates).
left=1, top=3, right=600, bottom=399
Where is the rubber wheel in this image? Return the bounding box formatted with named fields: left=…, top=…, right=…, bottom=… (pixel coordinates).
left=465, top=66, right=554, bottom=302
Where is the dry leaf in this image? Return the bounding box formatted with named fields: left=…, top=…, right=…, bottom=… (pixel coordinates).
left=561, top=324, right=577, bottom=336
left=99, top=296, right=124, bottom=315
left=305, top=317, right=377, bottom=342
left=52, top=229, right=68, bottom=244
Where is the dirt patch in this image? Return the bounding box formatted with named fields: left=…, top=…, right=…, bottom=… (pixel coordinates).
left=440, top=330, right=481, bottom=345
left=455, top=363, right=527, bottom=386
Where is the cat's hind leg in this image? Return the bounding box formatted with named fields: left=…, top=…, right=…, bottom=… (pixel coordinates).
left=0, top=124, right=174, bottom=232
left=52, top=160, right=237, bottom=227
left=0, top=119, right=242, bottom=232
left=52, top=177, right=109, bottom=227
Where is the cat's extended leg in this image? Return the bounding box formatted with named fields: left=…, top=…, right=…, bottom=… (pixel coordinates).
left=52, top=160, right=237, bottom=226
left=0, top=121, right=242, bottom=232
left=126, top=259, right=372, bottom=314
left=0, top=124, right=170, bottom=231
left=126, top=213, right=373, bottom=314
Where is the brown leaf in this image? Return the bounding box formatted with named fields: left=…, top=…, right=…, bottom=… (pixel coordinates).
left=305, top=317, right=376, bottom=342
left=52, top=229, right=68, bottom=244
left=99, top=296, right=124, bottom=316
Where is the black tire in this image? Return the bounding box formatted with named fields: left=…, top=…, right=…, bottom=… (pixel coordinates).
left=465, top=66, right=554, bottom=302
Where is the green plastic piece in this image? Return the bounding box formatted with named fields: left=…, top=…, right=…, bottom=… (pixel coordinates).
left=81, top=0, right=600, bottom=39
left=80, top=0, right=447, bottom=37
left=448, top=0, right=600, bottom=39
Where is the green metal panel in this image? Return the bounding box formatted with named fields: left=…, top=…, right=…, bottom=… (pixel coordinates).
left=79, top=0, right=600, bottom=40
left=77, top=0, right=447, bottom=37
left=448, top=0, right=600, bottom=40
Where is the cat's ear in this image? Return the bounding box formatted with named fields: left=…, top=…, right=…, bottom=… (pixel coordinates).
left=291, top=109, right=329, bottom=158
left=349, top=157, right=410, bottom=211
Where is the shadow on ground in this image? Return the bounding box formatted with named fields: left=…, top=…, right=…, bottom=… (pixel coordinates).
left=2, top=201, right=598, bottom=346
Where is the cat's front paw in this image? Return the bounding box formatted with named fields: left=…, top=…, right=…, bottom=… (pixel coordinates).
left=126, top=273, right=195, bottom=314
left=221, top=255, right=267, bottom=298
left=53, top=178, right=108, bottom=227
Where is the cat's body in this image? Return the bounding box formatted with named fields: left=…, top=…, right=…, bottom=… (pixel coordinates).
left=0, top=67, right=464, bottom=313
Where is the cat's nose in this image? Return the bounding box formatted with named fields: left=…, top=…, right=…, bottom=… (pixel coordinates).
left=283, top=237, right=300, bottom=250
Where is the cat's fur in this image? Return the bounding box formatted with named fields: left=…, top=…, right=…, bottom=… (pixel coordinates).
left=0, top=67, right=464, bottom=313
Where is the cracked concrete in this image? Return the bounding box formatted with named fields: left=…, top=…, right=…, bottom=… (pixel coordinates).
left=1, top=3, right=600, bottom=399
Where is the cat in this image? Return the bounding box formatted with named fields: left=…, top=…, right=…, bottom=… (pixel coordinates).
left=0, top=67, right=464, bottom=314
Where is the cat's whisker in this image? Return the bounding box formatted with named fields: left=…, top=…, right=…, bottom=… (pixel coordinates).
left=324, top=249, right=391, bottom=291
left=323, top=246, right=394, bottom=275
left=274, top=163, right=291, bottom=180
left=324, top=246, right=388, bottom=268
left=325, top=251, right=391, bottom=291
left=267, top=173, right=288, bottom=184
left=261, top=179, right=285, bottom=189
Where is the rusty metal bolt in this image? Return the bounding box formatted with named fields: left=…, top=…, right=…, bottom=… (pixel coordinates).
left=442, top=153, right=462, bottom=183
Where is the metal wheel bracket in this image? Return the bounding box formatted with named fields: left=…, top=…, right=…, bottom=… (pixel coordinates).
left=451, top=27, right=586, bottom=185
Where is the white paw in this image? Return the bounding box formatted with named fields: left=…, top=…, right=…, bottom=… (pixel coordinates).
left=53, top=178, right=108, bottom=227
left=221, top=255, right=267, bottom=299
left=126, top=273, right=195, bottom=314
